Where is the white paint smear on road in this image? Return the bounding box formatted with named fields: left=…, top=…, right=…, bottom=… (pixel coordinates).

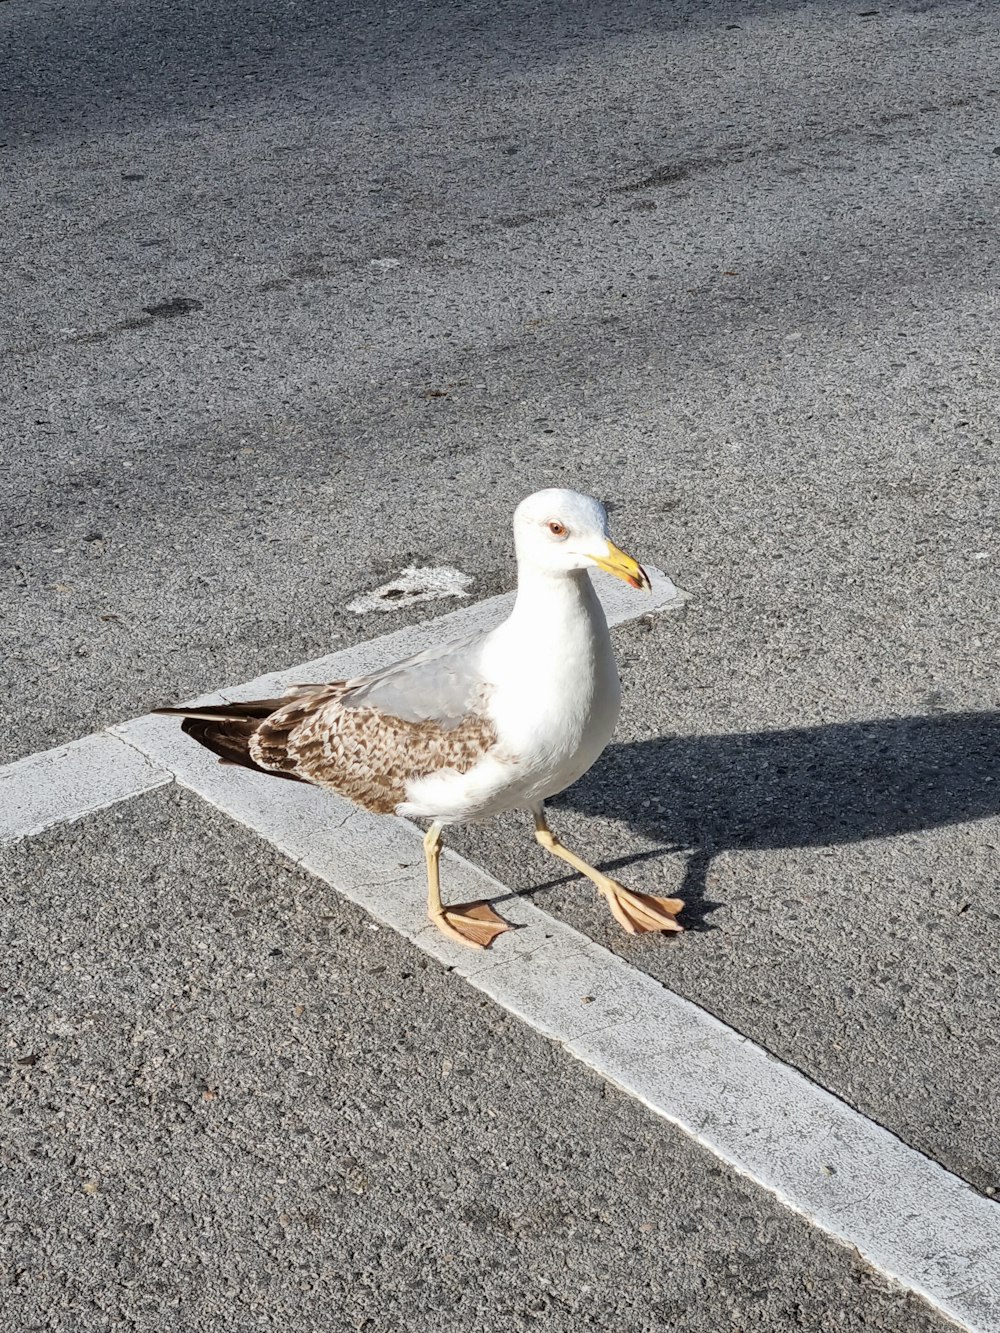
left=346, top=564, right=474, bottom=614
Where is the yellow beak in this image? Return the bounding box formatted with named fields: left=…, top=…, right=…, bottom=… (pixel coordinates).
left=591, top=540, right=651, bottom=592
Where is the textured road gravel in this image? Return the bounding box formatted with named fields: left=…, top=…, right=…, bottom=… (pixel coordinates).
left=3, top=0, right=998, bottom=1322
left=1, top=789, right=951, bottom=1332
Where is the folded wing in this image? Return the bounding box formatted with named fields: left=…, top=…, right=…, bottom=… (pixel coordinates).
left=154, top=631, right=498, bottom=813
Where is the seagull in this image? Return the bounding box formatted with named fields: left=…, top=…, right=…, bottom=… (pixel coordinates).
left=155, top=489, right=684, bottom=948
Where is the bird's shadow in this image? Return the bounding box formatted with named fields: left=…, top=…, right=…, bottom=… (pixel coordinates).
left=551, top=710, right=1000, bottom=929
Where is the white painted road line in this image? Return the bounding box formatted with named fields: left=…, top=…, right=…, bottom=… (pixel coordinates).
left=0, top=568, right=687, bottom=844
left=113, top=707, right=1000, bottom=1333
left=0, top=732, right=171, bottom=844
left=219, top=565, right=687, bottom=702
left=7, top=562, right=1000, bottom=1326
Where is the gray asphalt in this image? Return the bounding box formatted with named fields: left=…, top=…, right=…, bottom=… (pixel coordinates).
left=452, top=610, right=1000, bottom=1196
left=3, top=0, right=999, bottom=1321
left=1, top=788, right=952, bottom=1332
left=4, top=0, right=998, bottom=760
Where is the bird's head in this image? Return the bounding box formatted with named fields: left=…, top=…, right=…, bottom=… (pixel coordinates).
left=512, top=488, right=650, bottom=590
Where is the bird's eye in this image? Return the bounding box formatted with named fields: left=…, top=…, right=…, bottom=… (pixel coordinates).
left=547, top=521, right=568, bottom=538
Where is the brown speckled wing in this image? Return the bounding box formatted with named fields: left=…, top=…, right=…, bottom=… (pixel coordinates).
left=249, top=685, right=497, bottom=814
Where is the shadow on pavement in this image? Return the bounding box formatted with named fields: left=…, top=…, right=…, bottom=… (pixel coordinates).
left=0, top=0, right=905, bottom=142
left=555, top=710, right=1000, bottom=926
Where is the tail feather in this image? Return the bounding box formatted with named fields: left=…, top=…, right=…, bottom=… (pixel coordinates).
left=153, top=700, right=283, bottom=721
left=154, top=701, right=309, bottom=784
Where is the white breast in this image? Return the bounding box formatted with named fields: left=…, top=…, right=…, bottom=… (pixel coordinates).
left=399, top=570, right=621, bottom=823
left=483, top=571, right=620, bottom=800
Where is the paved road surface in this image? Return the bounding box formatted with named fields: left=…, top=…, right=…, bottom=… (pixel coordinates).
left=2, top=790, right=951, bottom=1332
left=3, top=0, right=998, bottom=1327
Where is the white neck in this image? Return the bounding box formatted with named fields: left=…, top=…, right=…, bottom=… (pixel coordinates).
left=479, top=559, right=620, bottom=774
left=487, top=563, right=611, bottom=663
left=508, top=563, right=594, bottom=625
